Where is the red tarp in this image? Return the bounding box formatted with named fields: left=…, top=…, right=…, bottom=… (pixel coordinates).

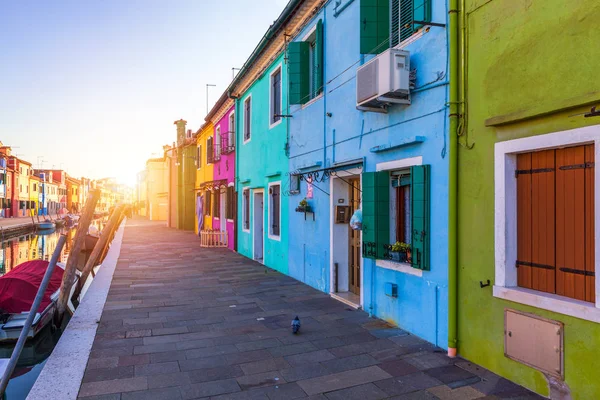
left=0, top=260, right=64, bottom=314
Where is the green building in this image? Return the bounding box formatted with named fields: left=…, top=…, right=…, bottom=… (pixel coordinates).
left=174, top=119, right=197, bottom=231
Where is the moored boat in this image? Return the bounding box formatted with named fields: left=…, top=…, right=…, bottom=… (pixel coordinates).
left=0, top=260, right=77, bottom=342
left=35, top=220, right=55, bottom=230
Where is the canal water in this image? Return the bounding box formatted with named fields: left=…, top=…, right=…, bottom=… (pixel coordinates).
left=0, top=218, right=107, bottom=399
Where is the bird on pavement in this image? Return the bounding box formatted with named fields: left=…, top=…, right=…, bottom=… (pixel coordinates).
left=291, top=316, right=301, bottom=334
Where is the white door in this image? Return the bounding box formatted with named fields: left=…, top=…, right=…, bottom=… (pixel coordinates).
left=253, top=192, right=264, bottom=261
left=220, top=189, right=226, bottom=231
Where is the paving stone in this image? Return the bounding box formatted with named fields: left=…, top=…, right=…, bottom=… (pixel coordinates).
left=323, top=382, right=388, bottom=400
left=341, top=332, right=378, bottom=345
left=269, top=342, right=318, bottom=357
left=179, top=355, right=229, bottom=371
left=79, top=377, right=148, bottom=397
left=297, top=366, right=391, bottom=396
left=280, top=363, right=331, bottom=382
left=378, top=359, right=419, bottom=377
left=133, top=343, right=177, bottom=355
left=187, top=365, right=244, bottom=384
left=78, top=395, right=122, bottom=400
left=179, top=378, right=241, bottom=399
left=134, top=361, right=180, bottom=376
left=404, top=352, right=454, bottom=370
left=149, top=350, right=188, bottom=363
left=329, top=339, right=397, bottom=359
left=374, top=372, right=443, bottom=396
left=311, top=337, right=345, bottom=350
left=118, top=354, right=150, bottom=367
left=262, top=382, right=308, bottom=399
left=427, top=384, right=486, bottom=400
left=185, top=344, right=240, bottom=359
left=87, top=357, right=119, bottom=370
left=387, top=390, right=439, bottom=399
left=236, top=371, right=287, bottom=390
left=236, top=338, right=282, bottom=352
left=240, top=357, right=291, bottom=375
left=321, top=354, right=378, bottom=374
left=126, top=330, right=152, bottom=338
left=225, top=349, right=273, bottom=365
left=285, top=349, right=336, bottom=366
left=82, top=366, right=134, bottom=383
left=147, top=372, right=191, bottom=389
left=121, top=387, right=182, bottom=400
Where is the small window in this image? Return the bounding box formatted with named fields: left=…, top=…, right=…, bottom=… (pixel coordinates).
left=270, top=68, right=282, bottom=125
left=213, top=190, right=220, bottom=218
left=269, top=184, right=281, bottom=237
left=289, top=174, right=300, bottom=194
left=243, top=188, right=250, bottom=230
left=391, top=170, right=412, bottom=245
left=226, top=186, right=234, bottom=220
left=244, top=97, right=251, bottom=142
left=229, top=112, right=235, bottom=149
left=206, top=137, right=214, bottom=164
left=215, top=127, right=221, bottom=160
left=204, top=190, right=211, bottom=216
left=197, top=145, right=201, bottom=169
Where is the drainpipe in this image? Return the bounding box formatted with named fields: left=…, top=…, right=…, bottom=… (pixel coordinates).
left=447, top=0, right=459, bottom=358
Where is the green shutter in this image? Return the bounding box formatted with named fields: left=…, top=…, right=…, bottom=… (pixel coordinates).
left=413, top=0, right=432, bottom=30
left=314, top=19, right=324, bottom=96
left=410, top=164, right=430, bottom=270
left=362, top=171, right=390, bottom=259
left=400, top=0, right=432, bottom=42
left=360, top=0, right=390, bottom=54
left=288, top=41, right=310, bottom=105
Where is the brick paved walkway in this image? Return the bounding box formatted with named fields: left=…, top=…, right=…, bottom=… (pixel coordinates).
left=78, top=218, right=543, bottom=400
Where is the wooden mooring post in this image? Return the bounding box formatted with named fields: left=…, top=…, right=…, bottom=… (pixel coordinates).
left=56, top=189, right=101, bottom=318
left=72, top=205, right=125, bottom=301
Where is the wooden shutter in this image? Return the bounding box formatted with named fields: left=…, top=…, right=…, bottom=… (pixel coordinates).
left=556, top=146, right=586, bottom=300
left=205, top=190, right=211, bottom=216
left=244, top=98, right=251, bottom=140
left=360, top=0, right=389, bottom=54
left=243, top=190, right=249, bottom=229
left=288, top=41, right=310, bottom=105
left=272, top=69, right=281, bottom=123
left=214, top=190, right=220, bottom=218
left=410, top=165, right=430, bottom=270
left=314, top=19, right=324, bottom=96
left=362, top=171, right=389, bottom=259
left=226, top=186, right=233, bottom=220
left=271, top=185, right=280, bottom=236
left=584, top=145, right=595, bottom=303
left=516, top=153, right=533, bottom=289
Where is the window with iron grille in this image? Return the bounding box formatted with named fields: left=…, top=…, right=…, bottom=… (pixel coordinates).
left=226, top=186, right=234, bottom=220
left=244, top=97, right=251, bottom=142
left=269, top=184, right=280, bottom=237
left=204, top=190, right=211, bottom=216
left=243, top=189, right=250, bottom=230
left=515, top=145, right=595, bottom=303
left=270, top=68, right=282, bottom=125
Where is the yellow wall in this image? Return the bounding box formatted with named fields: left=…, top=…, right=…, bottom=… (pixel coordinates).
left=146, top=159, right=168, bottom=221
left=29, top=178, right=39, bottom=214
left=196, top=123, right=214, bottom=233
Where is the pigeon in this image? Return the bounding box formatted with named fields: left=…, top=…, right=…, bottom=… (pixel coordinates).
left=291, top=316, right=301, bottom=334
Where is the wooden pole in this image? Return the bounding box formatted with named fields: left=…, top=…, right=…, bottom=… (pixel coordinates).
left=73, top=205, right=124, bottom=300
left=56, top=189, right=101, bottom=317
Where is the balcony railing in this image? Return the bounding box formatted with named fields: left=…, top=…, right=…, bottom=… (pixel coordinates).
left=213, top=144, right=221, bottom=162
left=221, top=132, right=235, bottom=154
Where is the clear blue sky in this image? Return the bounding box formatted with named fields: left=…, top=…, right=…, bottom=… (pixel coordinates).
left=0, top=0, right=288, bottom=185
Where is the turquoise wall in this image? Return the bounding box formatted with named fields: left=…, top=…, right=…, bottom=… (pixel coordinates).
left=236, top=53, right=289, bottom=274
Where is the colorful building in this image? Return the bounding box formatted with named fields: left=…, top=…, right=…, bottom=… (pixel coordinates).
left=174, top=120, right=196, bottom=231
left=194, top=122, right=215, bottom=233
left=456, top=0, right=600, bottom=398
left=29, top=174, right=41, bottom=215
left=66, top=175, right=81, bottom=213
left=145, top=157, right=168, bottom=221
left=164, top=144, right=178, bottom=228
left=205, top=95, right=236, bottom=249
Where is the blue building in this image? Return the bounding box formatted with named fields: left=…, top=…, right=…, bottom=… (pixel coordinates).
left=285, top=0, right=450, bottom=347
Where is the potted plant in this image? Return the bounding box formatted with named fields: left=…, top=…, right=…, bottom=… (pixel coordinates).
left=295, top=198, right=311, bottom=213
left=390, top=242, right=411, bottom=263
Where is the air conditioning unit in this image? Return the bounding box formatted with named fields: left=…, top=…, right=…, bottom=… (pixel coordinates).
left=356, top=49, right=410, bottom=113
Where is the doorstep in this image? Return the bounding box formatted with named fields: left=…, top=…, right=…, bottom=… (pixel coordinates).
left=331, top=291, right=361, bottom=309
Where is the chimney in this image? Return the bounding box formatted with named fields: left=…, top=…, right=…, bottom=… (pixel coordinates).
left=173, top=119, right=187, bottom=146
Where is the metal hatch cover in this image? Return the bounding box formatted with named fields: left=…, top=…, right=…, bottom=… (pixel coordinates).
left=504, top=308, right=564, bottom=378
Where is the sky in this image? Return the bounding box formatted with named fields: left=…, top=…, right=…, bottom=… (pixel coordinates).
left=0, top=0, right=289, bottom=186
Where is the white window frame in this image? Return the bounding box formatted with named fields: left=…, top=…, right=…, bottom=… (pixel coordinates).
left=215, top=126, right=221, bottom=157
left=269, top=64, right=283, bottom=129
left=243, top=95, right=252, bottom=145
left=375, top=156, right=424, bottom=277
left=267, top=181, right=282, bottom=241
left=228, top=111, right=235, bottom=148
left=242, top=187, right=250, bottom=233
left=494, top=125, right=600, bottom=323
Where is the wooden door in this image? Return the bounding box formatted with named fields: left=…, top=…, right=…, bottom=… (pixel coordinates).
left=348, top=178, right=361, bottom=295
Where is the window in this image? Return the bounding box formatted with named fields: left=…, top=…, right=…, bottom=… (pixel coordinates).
left=207, top=137, right=214, bottom=164
left=204, top=190, right=211, bottom=216
left=226, top=186, right=235, bottom=220
left=270, top=67, right=282, bottom=125
left=244, top=97, right=251, bottom=142
left=213, top=190, right=220, bottom=218
left=515, top=146, right=595, bottom=303
left=289, top=174, right=300, bottom=194
left=359, top=0, right=432, bottom=54
left=228, top=112, right=235, bottom=151
left=289, top=20, right=323, bottom=105
left=215, top=127, right=221, bottom=161
left=269, top=184, right=281, bottom=238
left=197, top=145, right=202, bottom=169
left=363, top=164, right=430, bottom=270
left=33, top=184, right=37, bottom=191
left=243, top=188, right=250, bottom=231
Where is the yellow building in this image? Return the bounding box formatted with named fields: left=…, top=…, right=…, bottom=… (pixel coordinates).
left=29, top=175, right=41, bottom=215
left=195, top=122, right=214, bottom=233
left=145, top=157, right=168, bottom=221
left=66, top=176, right=81, bottom=213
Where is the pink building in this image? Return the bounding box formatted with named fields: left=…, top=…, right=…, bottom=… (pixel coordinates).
left=206, top=94, right=236, bottom=251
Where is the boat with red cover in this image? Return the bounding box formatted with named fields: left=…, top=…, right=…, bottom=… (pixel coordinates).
left=0, top=260, right=76, bottom=342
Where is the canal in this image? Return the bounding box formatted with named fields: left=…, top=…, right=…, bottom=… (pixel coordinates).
left=0, top=219, right=107, bottom=399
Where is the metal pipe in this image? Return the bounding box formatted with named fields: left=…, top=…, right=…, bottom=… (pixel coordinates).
left=0, top=234, right=67, bottom=396
left=447, top=0, right=459, bottom=358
